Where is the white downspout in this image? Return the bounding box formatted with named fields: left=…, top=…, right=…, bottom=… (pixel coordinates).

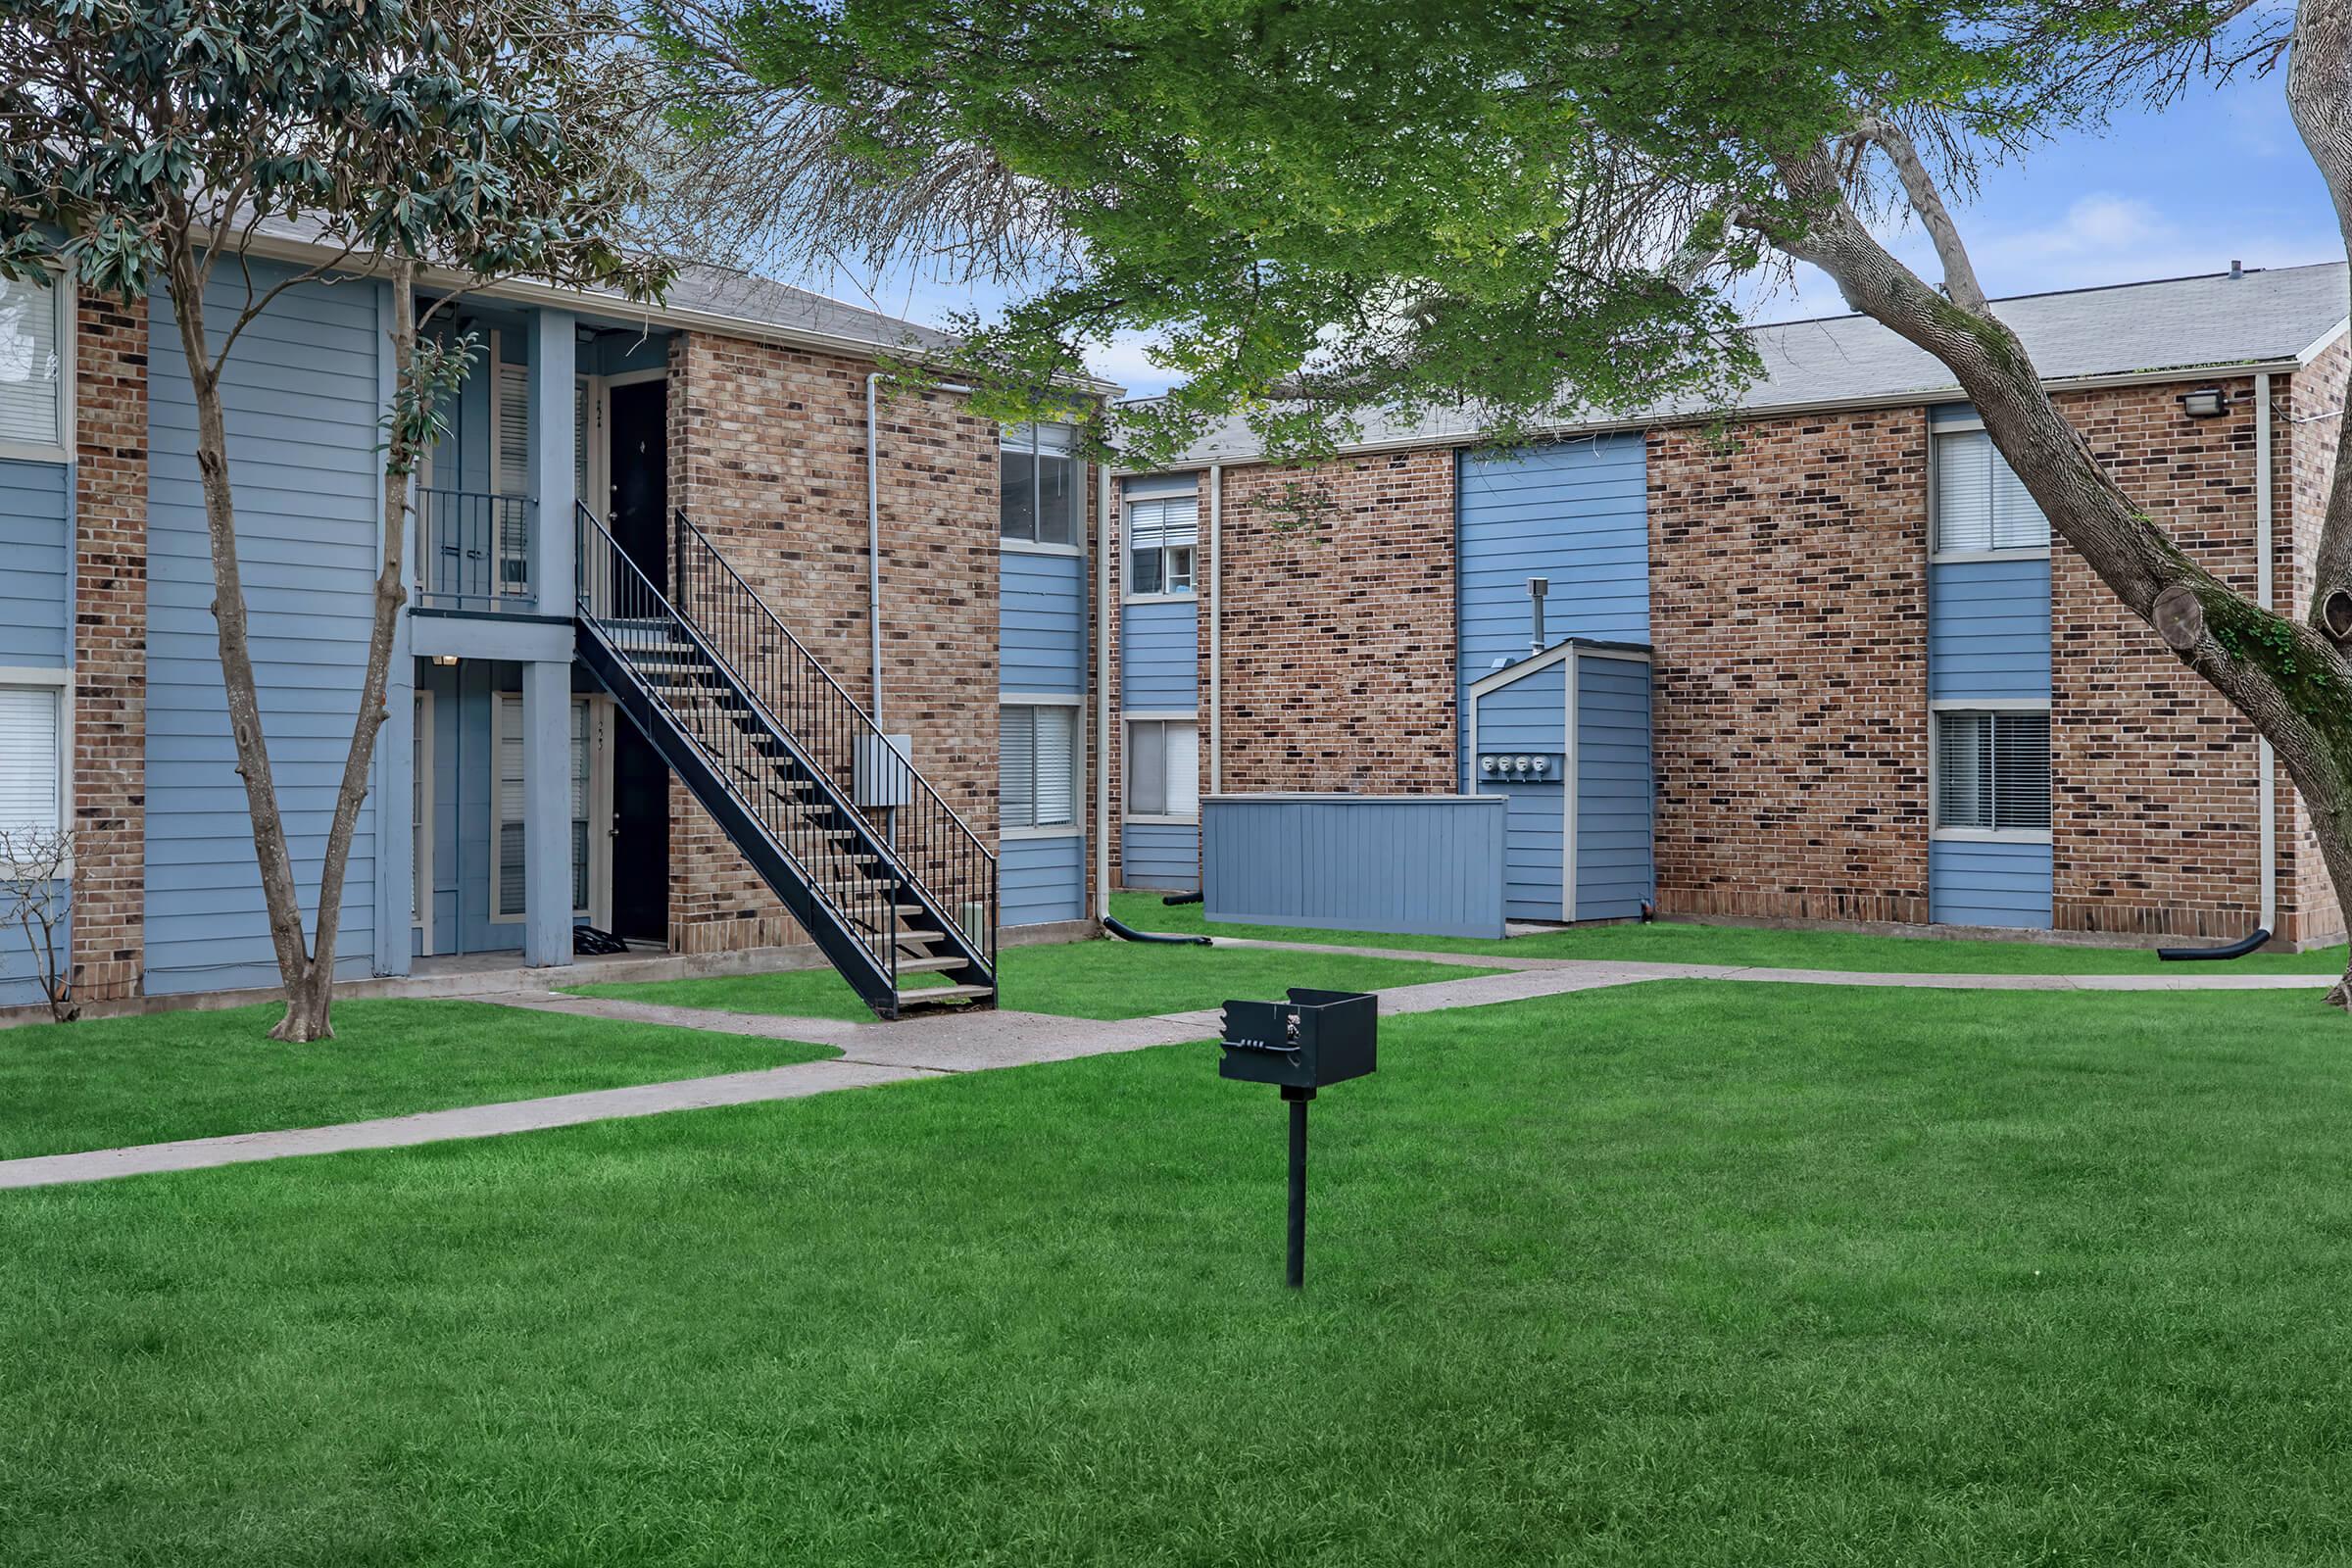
left=866, top=371, right=884, bottom=719
left=2257, top=369, right=2278, bottom=935
left=1207, top=464, right=1223, bottom=796
left=1097, top=463, right=1114, bottom=922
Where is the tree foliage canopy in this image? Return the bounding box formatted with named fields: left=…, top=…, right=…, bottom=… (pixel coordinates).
left=0, top=0, right=669, bottom=314
left=655, top=0, right=2274, bottom=460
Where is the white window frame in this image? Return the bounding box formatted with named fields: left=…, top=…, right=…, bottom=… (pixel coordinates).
left=1000, top=693, right=1085, bottom=839
left=1000, top=423, right=1085, bottom=556
left=0, top=666, right=71, bottom=877
left=1123, top=712, right=1200, bottom=824
left=1928, top=699, right=2053, bottom=844
left=1123, top=481, right=1200, bottom=604
left=1928, top=415, right=2052, bottom=565
left=489, top=691, right=614, bottom=926
left=413, top=689, right=435, bottom=955
left=0, top=268, right=74, bottom=466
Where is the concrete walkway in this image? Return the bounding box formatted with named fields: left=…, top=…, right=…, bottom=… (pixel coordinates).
left=0, top=940, right=2332, bottom=1190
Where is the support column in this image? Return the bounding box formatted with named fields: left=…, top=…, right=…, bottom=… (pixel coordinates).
left=522, top=658, right=573, bottom=968
left=529, top=309, right=577, bottom=620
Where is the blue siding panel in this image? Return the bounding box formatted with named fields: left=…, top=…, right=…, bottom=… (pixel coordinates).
left=1457, top=436, right=1647, bottom=786
left=1929, top=839, right=2053, bottom=928
left=1003, top=834, right=1086, bottom=927
left=1203, top=795, right=1505, bottom=940
left=144, top=267, right=383, bottom=996
left=1930, top=557, right=2051, bottom=701
left=1471, top=660, right=1568, bottom=920
left=1001, top=550, right=1089, bottom=695
left=1001, top=544, right=1088, bottom=921
left=1472, top=659, right=1564, bottom=753
left=1574, top=657, right=1654, bottom=921
left=1496, top=787, right=1564, bottom=921
left=1121, top=822, right=1200, bottom=891
left=0, top=460, right=72, bottom=667
left=1121, top=598, right=1198, bottom=710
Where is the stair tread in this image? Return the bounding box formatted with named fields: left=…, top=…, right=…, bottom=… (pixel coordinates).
left=896, top=982, right=994, bottom=1005
left=894, top=955, right=968, bottom=973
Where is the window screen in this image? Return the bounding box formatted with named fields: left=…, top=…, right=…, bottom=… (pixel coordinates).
left=1001, top=704, right=1077, bottom=829
left=0, top=272, right=63, bottom=450
left=1935, top=710, right=2051, bottom=832
left=1934, top=428, right=2048, bottom=554
left=0, top=686, right=61, bottom=841
left=1127, top=719, right=1199, bottom=817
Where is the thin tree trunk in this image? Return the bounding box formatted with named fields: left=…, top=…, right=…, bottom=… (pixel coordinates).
left=280, top=260, right=420, bottom=1042
left=163, top=228, right=423, bottom=1043
left=161, top=233, right=317, bottom=1020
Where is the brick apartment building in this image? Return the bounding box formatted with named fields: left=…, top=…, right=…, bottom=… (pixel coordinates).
left=1, top=237, right=1107, bottom=1017
left=1106, top=264, right=2352, bottom=949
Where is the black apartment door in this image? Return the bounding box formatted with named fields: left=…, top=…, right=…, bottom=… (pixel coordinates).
left=608, top=379, right=669, bottom=592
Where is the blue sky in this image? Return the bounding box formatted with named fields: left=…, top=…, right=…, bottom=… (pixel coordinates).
left=777, top=70, right=2345, bottom=399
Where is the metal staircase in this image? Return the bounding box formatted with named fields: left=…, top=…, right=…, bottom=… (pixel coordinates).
left=573, top=504, right=997, bottom=1019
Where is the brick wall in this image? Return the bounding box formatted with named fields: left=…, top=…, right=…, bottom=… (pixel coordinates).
left=1206, top=452, right=1457, bottom=796
left=2284, top=336, right=2351, bottom=946
left=70, top=289, right=148, bottom=1002
left=2049, top=379, right=2265, bottom=940
left=662, top=331, right=1013, bottom=954
left=1646, top=412, right=1933, bottom=924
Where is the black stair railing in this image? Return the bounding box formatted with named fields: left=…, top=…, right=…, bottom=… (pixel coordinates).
left=574, top=504, right=996, bottom=997
left=666, top=508, right=998, bottom=981
left=575, top=504, right=900, bottom=995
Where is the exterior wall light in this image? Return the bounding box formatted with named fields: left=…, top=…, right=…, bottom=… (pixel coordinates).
left=432, top=655, right=459, bottom=666
left=2180, top=387, right=2230, bottom=419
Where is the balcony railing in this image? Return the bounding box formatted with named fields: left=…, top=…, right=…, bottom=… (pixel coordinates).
left=416, top=487, right=536, bottom=613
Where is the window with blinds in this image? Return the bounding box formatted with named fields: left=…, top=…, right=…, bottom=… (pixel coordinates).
left=494, top=364, right=533, bottom=591
left=1126, top=719, right=1200, bottom=817
left=494, top=695, right=593, bottom=917
left=1001, top=423, right=1080, bottom=545
left=1001, top=704, right=1078, bottom=830
left=0, top=686, right=61, bottom=842
left=496, top=364, right=532, bottom=495
left=1933, top=427, right=2048, bottom=555
left=0, top=271, right=64, bottom=450
left=1128, top=493, right=1200, bottom=596
left=1934, top=710, right=2051, bottom=833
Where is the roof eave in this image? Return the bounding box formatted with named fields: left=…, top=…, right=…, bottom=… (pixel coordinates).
left=235, top=230, right=1127, bottom=399
left=1107, top=355, right=2314, bottom=475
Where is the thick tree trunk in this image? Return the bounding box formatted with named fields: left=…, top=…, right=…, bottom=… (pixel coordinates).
left=164, top=234, right=418, bottom=1043
left=1764, top=144, right=2352, bottom=1003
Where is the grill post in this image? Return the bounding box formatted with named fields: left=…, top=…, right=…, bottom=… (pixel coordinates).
left=1284, top=1085, right=1312, bottom=1289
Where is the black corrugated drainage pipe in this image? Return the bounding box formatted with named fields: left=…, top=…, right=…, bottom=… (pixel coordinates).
left=2158, top=928, right=2271, bottom=961
left=1105, top=915, right=1211, bottom=946
left=1162, top=890, right=1204, bottom=906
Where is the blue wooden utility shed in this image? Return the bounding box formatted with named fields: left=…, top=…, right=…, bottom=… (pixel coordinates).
left=1466, top=639, right=1655, bottom=923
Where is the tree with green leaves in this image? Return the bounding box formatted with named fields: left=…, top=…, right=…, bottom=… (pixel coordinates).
left=0, top=0, right=668, bottom=1040
left=655, top=0, right=2352, bottom=1000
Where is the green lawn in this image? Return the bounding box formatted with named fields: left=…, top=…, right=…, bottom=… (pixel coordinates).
left=564, top=934, right=1504, bottom=1021
left=1115, top=890, right=2352, bottom=974
left=10, top=983, right=2352, bottom=1562
left=0, top=1000, right=833, bottom=1162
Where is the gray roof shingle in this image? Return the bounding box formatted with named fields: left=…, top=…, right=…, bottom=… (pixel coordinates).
left=1124, top=262, right=2352, bottom=467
